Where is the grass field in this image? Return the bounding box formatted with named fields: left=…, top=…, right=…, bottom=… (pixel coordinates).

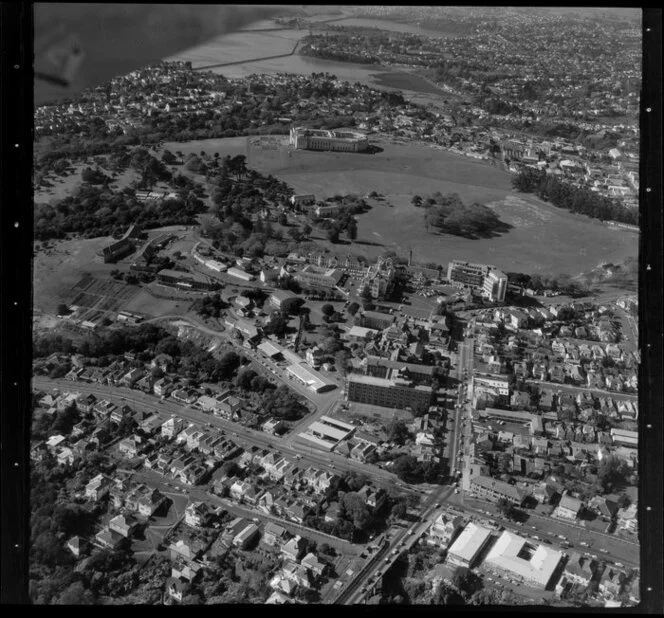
left=161, top=136, right=637, bottom=275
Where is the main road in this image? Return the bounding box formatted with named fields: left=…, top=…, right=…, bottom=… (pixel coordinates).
left=33, top=377, right=416, bottom=496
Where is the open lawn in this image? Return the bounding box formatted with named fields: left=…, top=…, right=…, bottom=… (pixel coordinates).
left=32, top=237, right=116, bottom=314
left=161, top=137, right=637, bottom=274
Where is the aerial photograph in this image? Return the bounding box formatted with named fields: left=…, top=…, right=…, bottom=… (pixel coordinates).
left=30, top=4, right=643, bottom=607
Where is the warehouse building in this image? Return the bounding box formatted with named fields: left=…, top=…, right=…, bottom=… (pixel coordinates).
left=447, top=522, right=493, bottom=568
left=227, top=267, right=255, bottom=282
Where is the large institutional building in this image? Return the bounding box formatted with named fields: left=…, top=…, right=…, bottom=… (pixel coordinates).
left=346, top=372, right=435, bottom=411
left=447, top=260, right=508, bottom=302
left=289, top=126, right=369, bottom=152
left=359, top=256, right=396, bottom=300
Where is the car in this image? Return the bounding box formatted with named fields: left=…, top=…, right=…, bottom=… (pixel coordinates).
left=454, top=488, right=460, bottom=494
left=580, top=541, right=589, bottom=547
left=599, top=549, right=609, bottom=554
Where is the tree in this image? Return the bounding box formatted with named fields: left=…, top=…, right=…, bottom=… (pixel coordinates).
left=57, top=581, right=96, bottom=605
left=390, top=502, right=407, bottom=520
left=411, top=195, right=422, bottom=207
left=346, top=219, right=358, bottom=240
left=387, top=419, right=410, bottom=446
left=347, top=302, right=360, bottom=316
left=496, top=497, right=515, bottom=520
left=326, top=227, right=340, bottom=243
left=452, top=566, right=483, bottom=598
left=321, top=304, right=335, bottom=318
left=56, top=303, right=70, bottom=316
left=598, top=455, right=628, bottom=492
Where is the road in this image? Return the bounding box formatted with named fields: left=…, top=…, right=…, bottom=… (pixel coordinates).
left=463, top=496, right=639, bottom=568
left=33, top=377, right=413, bottom=495
left=523, top=379, right=638, bottom=401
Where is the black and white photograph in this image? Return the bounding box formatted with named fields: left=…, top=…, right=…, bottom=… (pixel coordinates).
left=14, top=3, right=661, bottom=608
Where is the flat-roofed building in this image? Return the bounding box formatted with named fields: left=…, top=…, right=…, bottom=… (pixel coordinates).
left=469, top=475, right=528, bottom=505
left=286, top=363, right=334, bottom=393
left=346, top=373, right=435, bottom=411
left=157, top=269, right=218, bottom=291
left=484, top=531, right=564, bottom=589
left=269, top=289, right=301, bottom=312
left=290, top=126, right=368, bottom=152
left=363, top=356, right=440, bottom=386
left=295, top=265, right=344, bottom=290
left=226, top=267, right=254, bottom=282
left=447, top=522, right=492, bottom=568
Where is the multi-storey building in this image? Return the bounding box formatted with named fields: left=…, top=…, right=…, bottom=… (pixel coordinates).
left=289, top=126, right=368, bottom=152
left=346, top=372, right=435, bottom=410
left=447, top=260, right=508, bottom=302
left=295, top=265, right=344, bottom=290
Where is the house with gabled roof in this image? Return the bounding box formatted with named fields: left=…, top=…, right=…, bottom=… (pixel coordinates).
left=552, top=491, right=583, bottom=521
left=281, top=535, right=307, bottom=562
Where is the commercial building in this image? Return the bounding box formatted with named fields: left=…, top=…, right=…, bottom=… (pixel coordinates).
left=447, top=260, right=508, bottom=302
left=610, top=428, right=638, bottom=447
left=269, top=289, right=301, bottom=312
left=447, top=522, right=493, bottom=568
left=156, top=269, right=219, bottom=291
left=484, top=531, right=564, bottom=589
left=226, top=267, right=255, bottom=282
left=346, top=373, right=435, bottom=411
left=295, top=265, right=344, bottom=290
left=289, top=126, right=368, bottom=152
left=469, top=475, right=529, bottom=505
left=286, top=362, right=334, bottom=393
left=363, top=356, right=440, bottom=386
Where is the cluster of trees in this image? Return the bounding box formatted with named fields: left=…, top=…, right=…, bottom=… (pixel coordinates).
left=416, top=192, right=511, bottom=239
left=34, top=180, right=205, bottom=241
left=392, top=454, right=444, bottom=484
left=506, top=271, right=590, bottom=297
left=260, top=385, right=308, bottom=421
left=200, top=155, right=300, bottom=258
left=33, top=324, right=245, bottom=386
left=511, top=167, right=638, bottom=225
left=193, top=293, right=228, bottom=319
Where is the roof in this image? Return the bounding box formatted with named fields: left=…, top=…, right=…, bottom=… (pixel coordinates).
left=348, top=325, right=379, bottom=338
left=447, top=522, right=492, bottom=564
left=258, top=341, right=282, bottom=357
left=484, top=531, right=563, bottom=587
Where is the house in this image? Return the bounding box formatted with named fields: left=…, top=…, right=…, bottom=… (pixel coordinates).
left=162, top=416, right=188, bottom=440
left=171, top=558, right=203, bottom=583
left=262, top=522, right=289, bottom=550
left=109, top=513, right=140, bottom=538
left=552, top=491, right=583, bottom=521
left=169, top=536, right=209, bottom=563
left=598, top=567, right=626, bottom=598
left=153, top=377, right=176, bottom=397
left=185, top=501, right=213, bottom=527
left=281, top=535, right=307, bottom=562
left=262, top=418, right=286, bottom=435
left=117, top=435, right=141, bottom=458
left=563, top=552, right=599, bottom=587
left=231, top=522, right=259, bottom=550
left=165, top=576, right=190, bottom=603
left=301, top=552, right=326, bottom=578
left=588, top=496, right=620, bottom=521
left=85, top=473, right=111, bottom=501
left=136, top=487, right=167, bottom=517
left=428, top=512, right=464, bottom=548
left=357, top=485, right=386, bottom=511
left=95, top=527, right=125, bottom=550
left=325, top=501, right=341, bottom=523
left=66, top=536, right=87, bottom=558
left=285, top=502, right=307, bottom=524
